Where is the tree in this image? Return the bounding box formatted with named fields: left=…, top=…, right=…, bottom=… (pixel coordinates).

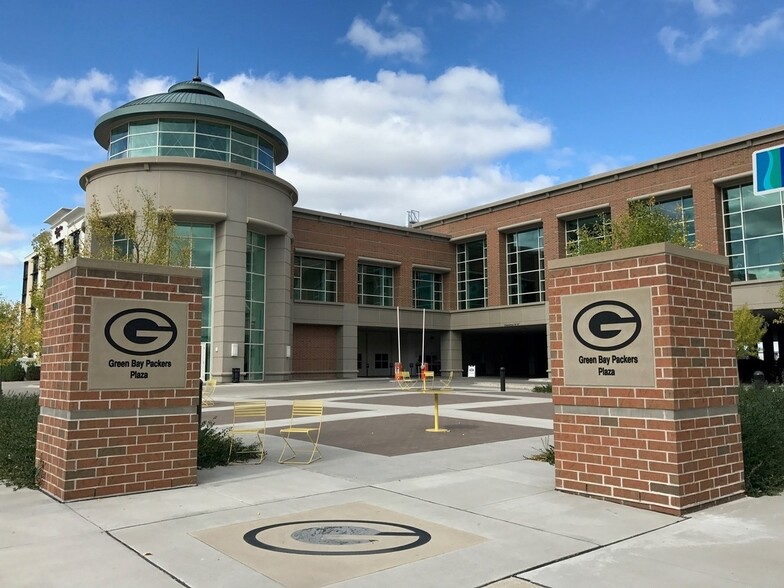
left=24, top=187, right=190, bottom=355
left=733, top=304, right=767, bottom=359
left=567, top=198, right=691, bottom=256
left=0, top=297, right=38, bottom=361
left=87, top=187, right=190, bottom=266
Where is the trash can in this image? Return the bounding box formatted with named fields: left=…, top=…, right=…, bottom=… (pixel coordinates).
left=753, top=370, right=765, bottom=389
left=231, top=367, right=240, bottom=383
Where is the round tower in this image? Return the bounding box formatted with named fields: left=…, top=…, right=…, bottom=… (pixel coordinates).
left=80, top=75, right=298, bottom=382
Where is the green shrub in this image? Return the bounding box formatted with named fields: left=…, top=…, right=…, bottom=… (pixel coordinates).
left=198, top=419, right=262, bottom=468
left=25, top=365, right=40, bottom=381
left=0, top=360, right=26, bottom=382
left=0, top=394, right=40, bottom=489
left=738, top=384, right=784, bottom=496
left=532, top=383, right=552, bottom=394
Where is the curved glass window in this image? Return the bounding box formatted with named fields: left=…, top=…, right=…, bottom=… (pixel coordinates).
left=108, top=118, right=275, bottom=173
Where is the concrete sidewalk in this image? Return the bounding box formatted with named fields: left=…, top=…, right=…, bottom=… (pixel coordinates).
left=2, top=378, right=782, bottom=587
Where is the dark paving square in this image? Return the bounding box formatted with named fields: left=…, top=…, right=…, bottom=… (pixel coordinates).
left=268, top=391, right=386, bottom=400
left=270, top=413, right=552, bottom=457
left=466, top=401, right=554, bottom=420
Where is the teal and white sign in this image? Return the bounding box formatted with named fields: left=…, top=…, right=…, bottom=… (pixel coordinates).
left=753, top=144, right=784, bottom=195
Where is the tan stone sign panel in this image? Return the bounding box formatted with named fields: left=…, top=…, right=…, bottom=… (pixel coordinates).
left=88, top=297, right=188, bottom=390
left=562, top=287, right=655, bottom=387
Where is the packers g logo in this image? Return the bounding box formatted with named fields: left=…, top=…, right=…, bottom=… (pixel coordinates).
left=572, top=300, right=642, bottom=352
left=104, top=308, right=178, bottom=356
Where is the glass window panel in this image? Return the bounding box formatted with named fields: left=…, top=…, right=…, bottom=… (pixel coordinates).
left=741, top=184, right=781, bottom=210
left=159, top=147, right=192, bottom=157
left=109, top=138, right=127, bottom=156
left=747, top=265, right=781, bottom=280
left=231, top=142, right=256, bottom=159
left=724, top=196, right=741, bottom=214
left=159, top=132, right=194, bottom=147
left=725, top=227, right=744, bottom=241
left=196, top=121, right=229, bottom=137
left=192, top=225, right=213, bottom=238
left=195, top=148, right=228, bottom=161
left=742, top=208, right=783, bottom=239
left=192, top=239, right=213, bottom=267
left=200, top=269, right=212, bottom=297
left=160, top=119, right=194, bottom=132
left=127, top=146, right=157, bottom=157
left=726, top=213, right=741, bottom=228
left=110, top=125, right=128, bottom=141
left=129, top=121, right=158, bottom=134
left=231, top=129, right=256, bottom=145
left=128, top=133, right=157, bottom=149
left=745, top=236, right=784, bottom=267
left=196, top=135, right=228, bottom=151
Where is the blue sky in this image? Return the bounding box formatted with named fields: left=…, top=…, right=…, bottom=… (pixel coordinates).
left=1, top=0, right=784, bottom=299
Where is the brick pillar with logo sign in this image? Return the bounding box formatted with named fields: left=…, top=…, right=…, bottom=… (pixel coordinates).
left=35, top=258, right=202, bottom=502
left=548, top=243, right=744, bottom=516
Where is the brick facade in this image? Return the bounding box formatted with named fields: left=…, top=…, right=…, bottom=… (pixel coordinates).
left=548, top=243, right=744, bottom=515
left=35, top=258, right=202, bottom=502
left=292, top=324, right=339, bottom=379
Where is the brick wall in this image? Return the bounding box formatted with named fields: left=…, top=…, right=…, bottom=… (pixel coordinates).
left=418, top=132, right=784, bottom=308
left=293, top=212, right=455, bottom=309
left=292, top=324, right=338, bottom=379
left=548, top=243, right=744, bottom=515
left=35, top=258, right=202, bottom=502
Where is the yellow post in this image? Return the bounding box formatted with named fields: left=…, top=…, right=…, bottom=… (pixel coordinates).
left=426, top=392, right=449, bottom=433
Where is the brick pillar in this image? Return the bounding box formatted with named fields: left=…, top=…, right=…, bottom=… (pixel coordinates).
left=548, top=243, right=744, bottom=515
left=35, top=258, right=202, bottom=502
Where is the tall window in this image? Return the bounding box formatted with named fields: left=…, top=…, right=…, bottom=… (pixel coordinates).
left=565, top=212, right=611, bottom=256
left=413, top=270, right=442, bottom=309
left=245, top=232, right=266, bottom=380
left=175, top=224, right=215, bottom=377
left=358, top=264, right=393, bottom=306
left=724, top=182, right=784, bottom=282
left=507, top=227, right=545, bottom=304
left=653, top=194, right=695, bottom=245
left=457, top=239, right=487, bottom=309
left=294, top=256, right=337, bottom=302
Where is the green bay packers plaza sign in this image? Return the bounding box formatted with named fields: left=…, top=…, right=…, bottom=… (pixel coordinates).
left=87, top=297, right=188, bottom=389
left=561, top=287, right=655, bottom=387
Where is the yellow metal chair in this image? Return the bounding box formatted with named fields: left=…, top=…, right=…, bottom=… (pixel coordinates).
left=227, top=401, right=267, bottom=463
left=202, top=378, right=217, bottom=408
left=278, top=400, right=324, bottom=464
left=397, top=371, right=417, bottom=390
left=439, top=370, right=454, bottom=391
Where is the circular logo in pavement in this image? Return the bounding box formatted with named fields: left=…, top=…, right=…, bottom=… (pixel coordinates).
left=243, top=519, right=431, bottom=556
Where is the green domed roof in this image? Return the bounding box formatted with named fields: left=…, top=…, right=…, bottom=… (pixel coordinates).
left=94, top=77, right=288, bottom=164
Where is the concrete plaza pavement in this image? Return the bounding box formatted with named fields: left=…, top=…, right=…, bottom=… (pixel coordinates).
left=1, top=377, right=782, bottom=587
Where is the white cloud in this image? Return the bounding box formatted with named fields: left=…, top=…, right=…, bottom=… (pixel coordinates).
left=128, top=73, right=175, bottom=99
left=658, top=25, right=719, bottom=63
left=452, top=1, right=506, bottom=22
left=693, top=0, right=734, bottom=19
left=0, top=137, right=96, bottom=162
left=731, top=9, right=784, bottom=56
left=46, top=68, right=116, bottom=116
left=0, top=60, right=36, bottom=118
left=0, top=187, right=27, bottom=247
left=211, top=66, right=552, bottom=223
left=345, top=4, right=426, bottom=62
left=217, top=67, right=554, bottom=224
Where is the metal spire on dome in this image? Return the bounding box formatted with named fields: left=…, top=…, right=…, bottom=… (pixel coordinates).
left=194, top=49, right=201, bottom=82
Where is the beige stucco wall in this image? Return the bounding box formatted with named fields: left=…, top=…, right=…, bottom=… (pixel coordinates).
left=80, top=158, right=297, bottom=382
